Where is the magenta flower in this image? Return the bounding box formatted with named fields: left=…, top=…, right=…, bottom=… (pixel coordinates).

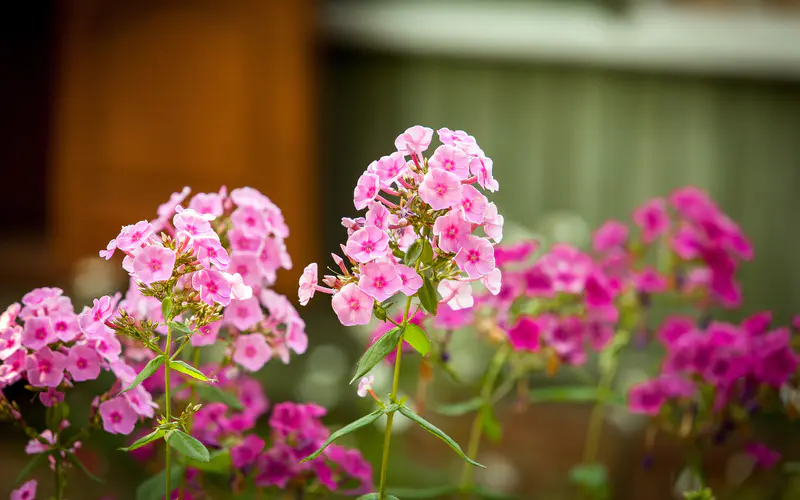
left=66, top=345, right=101, bottom=382
left=331, top=283, right=373, bottom=326
left=25, top=348, right=67, bottom=388
left=345, top=226, right=389, bottom=264
left=585, top=271, right=614, bottom=309
left=437, top=280, right=474, bottom=311
left=394, top=125, right=433, bottom=158
left=395, top=264, right=423, bottom=296
left=633, top=198, right=669, bottom=244
left=742, top=311, right=771, bottom=337
left=419, top=168, right=462, bottom=210
left=507, top=316, right=542, bottom=352
left=194, top=237, right=230, bottom=270
left=371, top=152, right=408, bottom=186
left=298, top=263, right=318, bottom=306
left=10, top=479, right=36, bottom=500
left=0, top=326, right=22, bottom=361
left=191, top=320, right=221, bottom=347
left=124, top=385, right=157, bottom=418
left=592, top=220, right=628, bottom=252
left=433, top=209, right=470, bottom=254
left=225, top=297, right=265, bottom=331
left=482, top=202, right=504, bottom=242
left=233, top=334, right=272, bottom=372
left=25, top=430, right=55, bottom=454
left=78, top=295, right=115, bottom=339
left=116, top=220, right=154, bottom=252
left=460, top=184, right=488, bottom=224
left=132, top=245, right=176, bottom=285
left=254, top=444, right=298, bottom=489
left=628, top=379, right=666, bottom=416
left=469, top=156, right=499, bottom=192
left=538, top=244, right=592, bottom=294
left=429, top=144, right=470, bottom=179
left=745, top=442, right=781, bottom=469
left=192, top=269, right=232, bottom=306
left=231, top=435, right=265, bottom=468
left=634, top=268, right=668, bottom=293
left=99, top=397, right=137, bottom=435
left=353, top=172, right=380, bottom=210
left=657, top=316, right=695, bottom=346
left=359, top=261, right=401, bottom=302
left=21, top=316, right=56, bottom=351
left=455, top=236, right=495, bottom=278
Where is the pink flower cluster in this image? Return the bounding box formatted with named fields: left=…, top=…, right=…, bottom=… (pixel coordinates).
left=300, top=126, right=503, bottom=325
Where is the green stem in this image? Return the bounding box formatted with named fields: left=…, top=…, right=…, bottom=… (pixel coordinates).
left=460, top=343, right=511, bottom=498
left=180, top=348, right=201, bottom=499
left=582, top=363, right=617, bottom=464
left=165, top=325, right=174, bottom=498
left=54, top=453, right=63, bottom=500
left=377, top=296, right=413, bottom=500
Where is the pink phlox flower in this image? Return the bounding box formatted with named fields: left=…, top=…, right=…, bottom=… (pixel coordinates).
left=25, top=430, right=55, bottom=454
left=592, top=220, right=629, bottom=253
left=468, top=156, right=499, bottom=192
left=10, top=479, right=37, bottom=500
left=358, top=261, right=401, bottom=302
left=394, top=264, right=423, bottom=296
left=228, top=228, right=262, bottom=252
left=231, top=186, right=272, bottom=210
left=157, top=186, right=191, bottom=219
left=49, top=312, right=80, bottom=343
left=192, top=269, right=233, bottom=306
left=459, top=184, right=488, bottom=224
left=357, top=375, right=374, bottom=398
left=285, top=317, right=308, bottom=356
left=0, top=326, right=23, bottom=361
left=132, top=245, right=176, bottom=285
left=752, top=328, right=798, bottom=387
left=585, top=271, right=615, bottom=309
left=481, top=268, right=502, bottom=295
left=341, top=217, right=364, bottom=236
left=110, top=359, right=138, bottom=386
left=227, top=251, right=261, bottom=288
left=231, top=435, right=266, bottom=468
left=99, top=397, right=137, bottom=435
left=455, top=236, right=495, bottom=278
left=188, top=191, right=225, bottom=217
left=116, top=220, right=155, bottom=253
left=260, top=289, right=294, bottom=324
left=419, top=168, right=462, bottom=210
left=494, top=241, right=538, bottom=267
left=394, top=125, right=434, bottom=158
left=236, top=377, right=270, bottom=418
left=66, top=345, right=102, bottom=382
left=25, top=348, right=67, bottom=387
left=353, top=172, right=380, bottom=210
left=437, top=280, right=474, bottom=311
left=632, top=198, right=669, bottom=244
left=669, top=186, right=718, bottom=222
left=194, top=237, right=230, bottom=270
left=258, top=236, right=292, bottom=281
left=394, top=225, right=417, bottom=252
left=77, top=295, right=115, bottom=339
left=21, top=287, right=63, bottom=310
left=331, top=283, right=373, bottom=326
left=429, top=144, right=470, bottom=179
left=225, top=297, right=265, bottom=331
left=628, top=378, right=667, bottom=416
left=542, top=316, right=584, bottom=362
left=99, top=238, right=117, bottom=260
left=583, top=307, right=617, bottom=351
left=191, top=320, right=222, bottom=347
left=482, top=202, right=504, bottom=242
left=21, top=316, right=57, bottom=351
left=507, top=316, right=542, bottom=352
left=0, top=350, right=26, bottom=387
left=437, top=127, right=481, bottom=155
left=366, top=202, right=392, bottom=231
left=634, top=268, right=668, bottom=294
left=745, top=442, right=781, bottom=469
left=538, top=244, right=592, bottom=294
left=233, top=334, right=272, bottom=372
left=124, top=385, right=157, bottom=418
left=371, top=152, right=408, bottom=186
left=742, top=311, right=772, bottom=337
left=298, top=263, right=318, bottom=306
left=433, top=209, right=470, bottom=254
left=432, top=303, right=471, bottom=330
left=345, top=226, right=390, bottom=263
left=254, top=443, right=299, bottom=489
left=224, top=271, right=254, bottom=301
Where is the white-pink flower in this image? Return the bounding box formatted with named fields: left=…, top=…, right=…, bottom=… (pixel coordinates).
left=99, top=397, right=137, bottom=435
left=331, top=283, right=373, bottom=326
left=345, top=226, right=390, bottom=263
left=469, top=156, right=499, bottom=192
left=395, top=264, right=423, bottom=296
left=460, top=184, right=488, bottom=224
left=394, top=125, right=433, bottom=158
left=433, top=209, right=470, bottom=254
left=357, top=375, right=375, bottom=398
left=419, top=168, right=462, bottom=211
left=224, top=272, right=254, bottom=301
left=429, top=144, right=470, bottom=179
left=192, top=269, right=233, bottom=306
left=437, top=280, right=474, bottom=311
left=482, top=202, right=504, bottom=243
left=455, top=236, right=496, bottom=278
left=371, top=152, right=408, bottom=186
left=482, top=268, right=503, bottom=295
left=233, top=334, right=272, bottom=372
left=366, top=202, right=392, bottom=231
left=21, top=317, right=56, bottom=351
left=116, top=221, right=154, bottom=253
left=358, top=261, right=401, bottom=302
left=298, top=263, right=318, bottom=306
left=353, top=172, right=380, bottom=210
left=132, top=245, right=176, bottom=285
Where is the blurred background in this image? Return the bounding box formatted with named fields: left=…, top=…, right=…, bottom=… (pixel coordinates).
left=2, top=0, right=800, bottom=498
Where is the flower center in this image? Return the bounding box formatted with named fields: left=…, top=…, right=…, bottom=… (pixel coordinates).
left=468, top=250, right=480, bottom=264
left=435, top=184, right=447, bottom=196
left=349, top=299, right=361, bottom=311
left=35, top=328, right=47, bottom=340
left=150, top=261, right=162, bottom=271
left=77, top=359, right=87, bottom=369
left=39, top=360, right=52, bottom=373
left=111, top=412, right=122, bottom=423
left=245, top=346, right=257, bottom=358
left=374, top=277, right=386, bottom=289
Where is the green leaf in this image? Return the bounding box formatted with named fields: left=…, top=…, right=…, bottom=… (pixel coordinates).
left=350, top=326, right=404, bottom=384
left=420, top=238, right=434, bottom=265
left=161, top=297, right=173, bottom=321
left=404, top=323, right=431, bottom=357
left=168, top=321, right=194, bottom=337
left=434, top=397, right=482, bottom=416
left=357, top=494, right=400, bottom=500
left=397, top=405, right=485, bottom=468
left=136, top=465, right=186, bottom=500
left=169, top=360, right=212, bottom=382
left=119, top=429, right=165, bottom=452
left=529, top=386, right=600, bottom=404
left=47, top=402, right=69, bottom=430
left=481, top=405, right=502, bottom=443
left=165, top=430, right=210, bottom=462
left=387, top=485, right=458, bottom=498
left=301, top=409, right=384, bottom=463
left=121, top=355, right=165, bottom=394
left=570, top=463, right=609, bottom=499
left=65, top=452, right=103, bottom=482
left=195, top=384, right=243, bottom=410
left=404, top=239, right=424, bottom=265
left=15, top=453, right=46, bottom=484
left=183, top=449, right=232, bottom=474
left=418, top=276, right=438, bottom=315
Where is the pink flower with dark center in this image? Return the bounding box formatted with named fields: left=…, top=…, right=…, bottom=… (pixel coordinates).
left=592, top=220, right=629, bottom=252
left=228, top=228, right=262, bottom=252
left=50, top=312, right=80, bottom=342
left=359, top=261, right=401, bottom=302
left=116, top=221, right=154, bottom=252
left=469, top=156, right=499, bottom=192
left=395, top=264, right=423, bottom=296
left=298, top=263, right=318, bottom=306
left=194, top=237, right=230, bottom=270
left=395, top=125, right=433, bottom=158
left=10, top=479, right=37, bottom=500
left=353, top=172, right=380, bottom=210
left=25, top=348, right=67, bottom=388
left=99, top=397, right=137, bottom=435
left=0, top=327, right=22, bottom=360
left=585, top=271, right=614, bottom=309
left=437, top=280, right=473, bottom=311
left=92, top=329, right=122, bottom=362
left=189, top=191, right=224, bottom=217
left=21, top=317, right=56, bottom=351
left=192, top=269, right=233, bottom=306
left=628, top=379, right=666, bottom=416
left=460, top=185, right=488, bottom=224
left=231, top=205, right=268, bottom=235
left=124, top=385, right=156, bottom=418
left=191, top=320, right=221, bottom=347
left=366, top=202, right=392, bottom=230
left=455, top=236, right=495, bottom=278
left=331, top=283, right=373, bottom=326
left=345, top=226, right=390, bottom=263
left=66, top=345, right=101, bottom=382
left=227, top=251, right=261, bottom=288
left=482, top=202, right=504, bottom=243
left=433, top=209, right=470, bottom=254
left=78, top=295, right=115, bottom=338
left=225, top=297, right=265, bottom=331
left=132, top=245, right=176, bottom=285
left=538, top=244, right=592, bottom=294
left=233, top=334, right=272, bottom=372
left=371, top=152, right=408, bottom=186
left=231, top=435, right=266, bottom=468
left=508, top=316, right=542, bottom=352
left=633, top=198, right=669, bottom=244
left=173, top=207, right=215, bottom=240
left=0, top=350, right=25, bottom=387
left=429, top=144, right=470, bottom=179
left=745, top=442, right=781, bottom=469
left=419, top=168, right=462, bottom=210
